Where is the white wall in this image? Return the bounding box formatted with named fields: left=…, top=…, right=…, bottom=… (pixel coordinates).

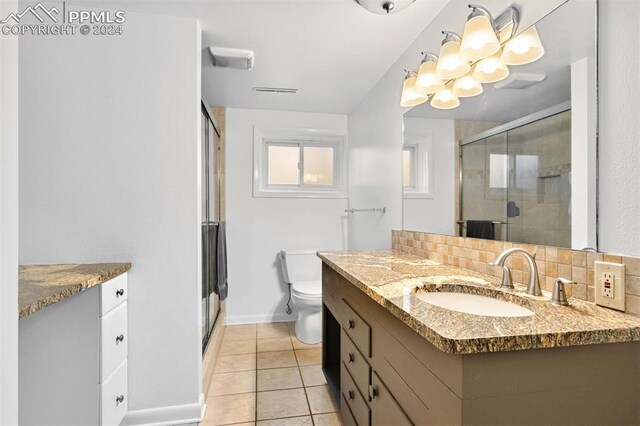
left=0, top=0, right=19, bottom=423
left=18, top=7, right=204, bottom=423
left=347, top=0, right=565, bottom=249
left=225, top=108, right=348, bottom=324
left=402, top=117, right=455, bottom=235
left=598, top=0, right=640, bottom=256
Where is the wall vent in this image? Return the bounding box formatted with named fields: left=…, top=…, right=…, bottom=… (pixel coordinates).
left=494, top=73, right=546, bottom=90
left=253, top=87, right=298, bottom=94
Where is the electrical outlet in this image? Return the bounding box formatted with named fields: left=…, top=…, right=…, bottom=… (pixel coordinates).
left=594, top=261, right=625, bottom=311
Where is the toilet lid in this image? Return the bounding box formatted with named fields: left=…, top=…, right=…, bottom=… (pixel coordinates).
left=292, top=280, right=322, bottom=296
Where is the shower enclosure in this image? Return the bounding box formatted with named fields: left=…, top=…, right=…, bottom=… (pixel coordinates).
left=459, top=105, right=571, bottom=248
left=201, top=103, right=221, bottom=350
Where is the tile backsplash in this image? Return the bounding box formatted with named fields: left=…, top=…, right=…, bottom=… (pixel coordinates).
left=392, top=230, right=640, bottom=315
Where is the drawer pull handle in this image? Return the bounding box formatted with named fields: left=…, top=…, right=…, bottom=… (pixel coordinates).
left=116, top=395, right=125, bottom=405
left=348, top=352, right=355, bottom=363
left=368, top=385, right=378, bottom=400
left=348, top=319, right=355, bottom=329
left=116, top=289, right=125, bottom=297
left=116, top=334, right=125, bottom=344
left=348, top=390, right=355, bottom=400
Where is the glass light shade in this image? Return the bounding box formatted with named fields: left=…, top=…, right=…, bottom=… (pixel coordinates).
left=435, top=39, right=470, bottom=81
left=430, top=82, right=460, bottom=110
left=453, top=73, right=483, bottom=98
left=459, top=15, right=501, bottom=62
left=400, top=72, right=428, bottom=107
left=416, top=59, right=444, bottom=94
left=501, top=26, right=545, bottom=65
left=473, top=52, right=509, bottom=83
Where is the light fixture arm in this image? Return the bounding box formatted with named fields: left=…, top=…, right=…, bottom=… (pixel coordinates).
left=468, top=4, right=494, bottom=22
left=440, top=31, right=462, bottom=45
left=419, top=52, right=439, bottom=64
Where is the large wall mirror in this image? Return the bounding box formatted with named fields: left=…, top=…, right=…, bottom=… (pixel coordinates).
left=401, top=0, right=597, bottom=251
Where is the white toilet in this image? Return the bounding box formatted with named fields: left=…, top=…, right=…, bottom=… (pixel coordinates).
left=279, top=250, right=322, bottom=344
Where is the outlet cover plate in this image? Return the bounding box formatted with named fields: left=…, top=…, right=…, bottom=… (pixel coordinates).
left=594, top=261, right=625, bottom=311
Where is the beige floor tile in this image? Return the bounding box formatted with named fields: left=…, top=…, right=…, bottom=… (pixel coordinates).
left=306, top=385, right=338, bottom=414
left=257, top=323, right=290, bottom=339
left=257, top=367, right=303, bottom=391
left=224, top=326, right=257, bottom=341
left=295, top=348, right=321, bottom=366
left=313, top=412, right=343, bottom=426
left=257, top=350, right=297, bottom=369
left=203, top=393, right=256, bottom=425
left=257, top=337, right=293, bottom=353
left=219, top=339, right=256, bottom=356
left=299, top=365, right=327, bottom=387
left=208, top=370, right=256, bottom=396
left=257, top=416, right=312, bottom=425
left=291, top=336, right=322, bottom=350
left=256, top=388, right=310, bottom=420
left=214, top=353, right=256, bottom=373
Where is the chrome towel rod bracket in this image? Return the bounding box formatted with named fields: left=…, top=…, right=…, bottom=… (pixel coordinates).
left=345, top=207, right=386, bottom=214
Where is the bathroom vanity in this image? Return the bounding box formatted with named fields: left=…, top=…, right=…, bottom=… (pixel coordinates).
left=320, top=251, right=640, bottom=425
left=18, top=263, right=131, bottom=426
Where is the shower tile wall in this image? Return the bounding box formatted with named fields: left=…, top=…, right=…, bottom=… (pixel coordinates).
left=391, top=229, right=640, bottom=315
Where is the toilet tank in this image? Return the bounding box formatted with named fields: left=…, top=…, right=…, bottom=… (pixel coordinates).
left=280, top=251, right=322, bottom=284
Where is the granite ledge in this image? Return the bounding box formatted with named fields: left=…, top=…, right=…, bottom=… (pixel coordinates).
left=19, top=263, right=131, bottom=318
left=318, top=250, right=640, bottom=355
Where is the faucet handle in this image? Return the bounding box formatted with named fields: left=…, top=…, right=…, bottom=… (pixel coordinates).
left=551, top=277, right=574, bottom=306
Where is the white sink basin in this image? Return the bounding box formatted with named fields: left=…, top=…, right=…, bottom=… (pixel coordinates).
left=415, top=291, right=534, bottom=318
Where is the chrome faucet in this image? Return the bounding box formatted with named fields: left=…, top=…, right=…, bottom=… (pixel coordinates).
left=490, top=248, right=542, bottom=296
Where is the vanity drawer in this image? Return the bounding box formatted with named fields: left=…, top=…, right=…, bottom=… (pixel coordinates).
left=341, top=329, right=370, bottom=396
left=341, top=299, right=371, bottom=357
left=101, top=359, right=127, bottom=426
left=341, top=362, right=371, bottom=426
left=370, top=371, right=412, bottom=426
left=100, top=302, right=128, bottom=382
left=100, top=274, right=128, bottom=317
left=340, top=394, right=358, bottom=426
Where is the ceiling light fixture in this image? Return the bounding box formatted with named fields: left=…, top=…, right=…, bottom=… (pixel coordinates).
left=354, top=0, right=415, bottom=15
left=435, top=32, right=470, bottom=81
left=501, top=25, right=545, bottom=65
left=400, top=4, right=544, bottom=110
left=416, top=53, right=445, bottom=94
left=400, top=70, right=428, bottom=108
left=459, top=5, right=501, bottom=63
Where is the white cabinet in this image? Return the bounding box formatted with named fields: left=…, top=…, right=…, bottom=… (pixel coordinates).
left=19, top=273, right=129, bottom=426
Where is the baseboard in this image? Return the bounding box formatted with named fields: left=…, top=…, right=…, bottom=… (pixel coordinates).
left=121, top=393, right=206, bottom=426
left=226, top=312, right=293, bottom=325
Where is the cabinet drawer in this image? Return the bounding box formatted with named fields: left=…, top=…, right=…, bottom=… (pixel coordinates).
left=370, top=371, right=412, bottom=426
left=101, top=302, right=128, bottom=382
left=341, top=299, right=371, bottom=357
left=341, top=329, right=370, bottom=396
left=341, top=362, right=370, bottom=426
left=100, top=274, right=128, bottom=317
left=101, top=359, right=127, bottom=426
left=340, top=394, right=358, bottom=426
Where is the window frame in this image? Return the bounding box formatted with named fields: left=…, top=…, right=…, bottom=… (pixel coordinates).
left=253, top=126, right=347, bottom=199
left=402, top=145, right=417, bottom=190
left=402, top=138, right=434, bottom=199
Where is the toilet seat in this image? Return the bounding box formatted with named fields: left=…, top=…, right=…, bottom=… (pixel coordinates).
left=291, top=280, right=322, bottom=298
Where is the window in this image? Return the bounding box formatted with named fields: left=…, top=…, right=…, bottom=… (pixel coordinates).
left=402, top=141, right=433, bottom=198
left=254, top=127, right=346, bottom=198
left=402, top=146, right=416, bottom=189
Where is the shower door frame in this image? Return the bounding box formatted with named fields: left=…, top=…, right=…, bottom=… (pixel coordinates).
left=458, top=101, right=571, bottom=241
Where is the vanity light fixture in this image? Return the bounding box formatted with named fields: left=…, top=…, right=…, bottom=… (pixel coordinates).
left=354, top=0, right=415, bottom=14
left=459, top=5, right=501, bottom=63
left=473, top=51, right=510, bottom=83
left=430, top=81, right=460, bottom=110
left=400, top=4, right=544, bottom=110
left=452, top=72, right=483, bottom=98
left=435, top=32, right=470, bottom=81
left=501, top=25, right=545, bottom=65
left=416, top=52, right=445, bottom=94
left=400, top=70, right=428, bottom=107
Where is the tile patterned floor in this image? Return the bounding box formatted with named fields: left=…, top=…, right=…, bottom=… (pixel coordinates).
left=202, top=322, right=343, bottom=426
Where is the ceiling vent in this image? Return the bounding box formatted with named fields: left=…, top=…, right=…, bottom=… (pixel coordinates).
left=494, top=73, right=546, bottom=90
left=253, top=87, right=298, bottom=94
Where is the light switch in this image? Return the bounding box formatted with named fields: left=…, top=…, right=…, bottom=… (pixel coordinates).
left=594, top=261, right=625, bottom=311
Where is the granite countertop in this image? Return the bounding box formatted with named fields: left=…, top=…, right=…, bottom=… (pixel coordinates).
left=318, top=250, right=640, bottom=355
left=19, top=263, right=131, bottom=318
